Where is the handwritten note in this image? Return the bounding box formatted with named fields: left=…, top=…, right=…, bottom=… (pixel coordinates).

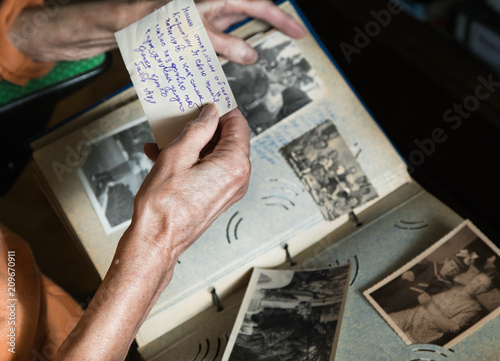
left=115, top=0, right=237, bottom=148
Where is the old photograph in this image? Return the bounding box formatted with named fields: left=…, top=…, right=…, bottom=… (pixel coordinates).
left=222, top=30, right=322, bottom=137
left=77, top=118, right=155, bottom=233
left=280, top=119, right=378, bottom=221
left=223, top=265, right=351, bottom=361
left=365, top=220, right=500, bottom=347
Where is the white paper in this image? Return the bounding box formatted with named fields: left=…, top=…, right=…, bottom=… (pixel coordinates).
left=115, top=0, right=237, bottom=148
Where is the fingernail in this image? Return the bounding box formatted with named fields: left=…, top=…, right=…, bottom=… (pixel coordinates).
left=241, top=46, right=258, bottom=64
left=201, top=103, right=217, bottom=117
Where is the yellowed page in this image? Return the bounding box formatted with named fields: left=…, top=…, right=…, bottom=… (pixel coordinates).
left=115, top=0, right=237, bottom=148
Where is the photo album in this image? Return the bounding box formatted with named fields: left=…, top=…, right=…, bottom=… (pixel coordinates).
left=30, top=0, right=500, bottom=360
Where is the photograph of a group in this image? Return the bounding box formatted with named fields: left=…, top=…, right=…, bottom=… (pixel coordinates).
left=280, top=120, right=378, bottom=221
left=77, top=118, right=155, bottom=233
left=222, top=30, right=322, bottom=137
left=223, top=265, right=351, bottom=361
left=365, top=220, right=500, bottom=347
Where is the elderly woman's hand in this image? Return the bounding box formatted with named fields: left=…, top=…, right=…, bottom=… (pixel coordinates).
left=9, top=0, right=305, bottom=64
left=196, top=0, right=306, bottom=63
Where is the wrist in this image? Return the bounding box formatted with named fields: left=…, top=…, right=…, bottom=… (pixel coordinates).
left=114, top=1, right=169, bottom=32
left=118, top=216, right=180, bottom=283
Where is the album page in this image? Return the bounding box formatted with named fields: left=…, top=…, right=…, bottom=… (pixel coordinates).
left=138, top=183, right=500, bottom=361
left=31, top=0, right=410, bottom=348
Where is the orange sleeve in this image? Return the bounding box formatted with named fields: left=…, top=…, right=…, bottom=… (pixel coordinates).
left=0, top=225, right=82, bottom=360
left=0, top=0, right=55, bottom=86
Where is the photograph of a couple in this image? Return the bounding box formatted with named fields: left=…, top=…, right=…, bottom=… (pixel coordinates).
left=365, top=221, right=500, bottom=347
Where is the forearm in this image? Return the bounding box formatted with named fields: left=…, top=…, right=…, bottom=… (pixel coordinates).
left=54, top=222, right=176, bottom=361
left=9, top=1, right=167, bottom=62
left=54, top=105, right=250, bottom=360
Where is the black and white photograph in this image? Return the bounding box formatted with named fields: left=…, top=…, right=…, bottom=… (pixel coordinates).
left=280, top=120, right=378, bottom=221
left=223, top=265, right=351, bottom=361
left=365, top=220, right=500, bottom=347
left=222, top=30, right=322, bottom=137
left=77, top=118, right=155, bottom=233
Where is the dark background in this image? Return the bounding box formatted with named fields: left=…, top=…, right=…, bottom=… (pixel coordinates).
left=294, top=0, right=500, bottom=243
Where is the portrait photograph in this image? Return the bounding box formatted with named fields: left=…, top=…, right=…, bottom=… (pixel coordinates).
left=365, top=220, right=500, bottom=347
left=222, top=30, right=323, bottom=137
left=77, top=118, right=155, bottom=233
left=280, top=119, right=378, bottom=221
left=223, top=265, right=351, bottom=361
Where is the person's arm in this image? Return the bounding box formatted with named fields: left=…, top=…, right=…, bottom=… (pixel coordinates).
left=417, top=292, right=432, bottom=306
left=8, top=0, right=306, bottom=64
left=7, top=1, right=157, bottom=62
left=424, top=301, right=460, bottom=333
left=53, top=104, right=251, bottom=361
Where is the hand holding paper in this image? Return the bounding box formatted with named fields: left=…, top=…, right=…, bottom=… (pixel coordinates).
left=116, top=0, right=238, bottom=148
left=115, top=0, right=307, bottom=148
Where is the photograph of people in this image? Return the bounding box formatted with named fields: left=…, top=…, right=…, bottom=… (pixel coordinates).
left=280, top=120, right=377, bottom=221
left=223, top=30, right=322, bottom=137
left=225, top=266, right=350, bottom=361
left=78, top=120, right=155, bottom=232
left=389, top=271, right=497, bottom=345
left=371, top=250, right=474, bottom=313
left=365, top=221, right=500, bottom=347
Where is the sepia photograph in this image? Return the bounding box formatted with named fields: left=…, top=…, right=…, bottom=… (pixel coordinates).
left=223, top=265, right=351, bottom=361
left=77, top=118, right=155, bottom=233
left=280, top=119, right=378, bottom=221
left=365, top=220, right=500, bottom=347
left=222, top=30, right=323, bottom=137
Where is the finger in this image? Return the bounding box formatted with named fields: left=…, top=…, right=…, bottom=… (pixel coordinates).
left=174, top=109, right=250, bottom=238
left=225, top=0, right=307, bottom=39
left=166, top=103, right=220, bottom=167
left=207, top=25, right=258, bottom=64
left=206, top=108, right=251, bottom=162
left=199, top=123, right=222, bottom=159
left=197, top=108, right=251, bottom=208
left=143, top=143, right=160, bottom=162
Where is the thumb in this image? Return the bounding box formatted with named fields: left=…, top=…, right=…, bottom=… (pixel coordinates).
left=172, top=104, right=220, bottom=166
left=144, top=143, right=160, bottom=162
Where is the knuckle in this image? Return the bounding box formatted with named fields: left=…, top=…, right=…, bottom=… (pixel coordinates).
left=184, top=118, right=208, bottom=134
left=223, top=37, right=245, bottom=57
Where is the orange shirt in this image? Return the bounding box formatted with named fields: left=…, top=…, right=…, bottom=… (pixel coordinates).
left=0, top=225, right=82, bottom=360
left=0, top=0, right=54, bottom=85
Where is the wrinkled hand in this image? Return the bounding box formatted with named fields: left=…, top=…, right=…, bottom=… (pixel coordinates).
left=196, top=0, right=306, bottom=64
left=9, top=0, right=305, bottom=64
left=131, top=104, right=251, bottom=262
left=8, top=1, right=157, bottom=62
left=54, top=106, right=249, bottom=361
